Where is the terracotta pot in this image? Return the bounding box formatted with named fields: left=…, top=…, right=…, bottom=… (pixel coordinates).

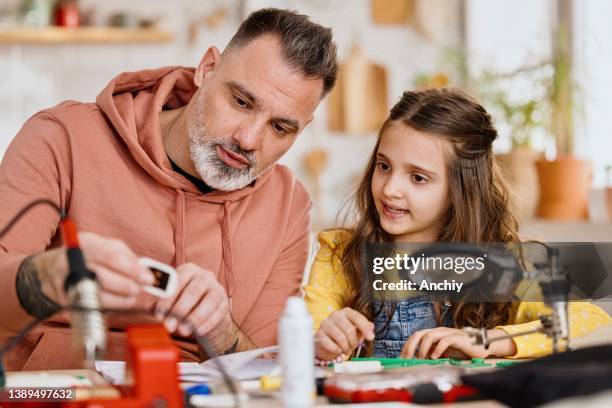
left=535, top=157, right=591, bottom=220
left=496, top=147, right=541, bottom=221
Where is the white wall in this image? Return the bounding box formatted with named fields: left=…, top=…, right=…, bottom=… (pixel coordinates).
left=0, top=0, right=447, bottom=228
left=466, top=0, right=554, bottom=73
left=466, top=0, right=612, bottom=185
left=575, top=0, right=612, bottom=187
left=1, top=0, right=610, bottom=223
left=465, top=0, right=554, bottom=154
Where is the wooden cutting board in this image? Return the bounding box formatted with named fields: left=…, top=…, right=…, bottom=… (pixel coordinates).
left=371, top=0, right=414, bottom=25
left=328, top=45, right=388, bottom=134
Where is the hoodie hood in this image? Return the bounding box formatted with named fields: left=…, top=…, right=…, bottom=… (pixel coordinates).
left=1, top=67, right=312, bottom=369
left=0, top=67, right=311, bottom=364
left=95, top=65, right=273, bottom=204
left=95, top=66, right=280, bottom=303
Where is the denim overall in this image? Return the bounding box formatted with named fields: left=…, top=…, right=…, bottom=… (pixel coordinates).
left=372, top=298, right=453, bottom=358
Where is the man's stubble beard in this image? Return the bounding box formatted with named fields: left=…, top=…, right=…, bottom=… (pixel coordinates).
left=187, top=90, right=272, bottom=191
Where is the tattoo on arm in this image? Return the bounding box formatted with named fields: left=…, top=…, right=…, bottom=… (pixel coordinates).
left=15, top=255, right=60, bottom=320
left=198, top=318, right=258, bottom=359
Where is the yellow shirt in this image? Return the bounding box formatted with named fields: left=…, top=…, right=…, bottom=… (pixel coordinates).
left=303, top=230, right=611, bottom=359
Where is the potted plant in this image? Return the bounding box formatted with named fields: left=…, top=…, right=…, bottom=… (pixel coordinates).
left=434, top=23, right=590, bottom=222
left=437, top=48, right=550, bottom=220
left=473, top=66, right=548, bottom=221
left=535, top=21, right=591, bottom=221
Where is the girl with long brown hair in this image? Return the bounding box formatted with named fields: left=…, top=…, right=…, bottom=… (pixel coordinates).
left=304, top=88, right=609, bottom=361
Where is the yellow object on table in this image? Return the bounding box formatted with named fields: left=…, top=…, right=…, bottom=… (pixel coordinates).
left=260, top=374, right=282, bottom=391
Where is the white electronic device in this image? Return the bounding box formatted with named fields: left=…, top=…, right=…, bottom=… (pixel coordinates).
left=139, top=257, right=178, bottom=298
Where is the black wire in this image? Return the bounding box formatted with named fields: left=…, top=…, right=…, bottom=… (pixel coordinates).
left=99, top=306, right=240, bottom=406
left=0, top=199, right=64, bottom=238
left=0, top=310, right=67, bottom=389
left=0, top=198, right=67, bottom=388
left=0, top=313, right=51, bottom=359
left=0, top=199, right=240, bottom=406
left=0, top=306, right=241, bottom=407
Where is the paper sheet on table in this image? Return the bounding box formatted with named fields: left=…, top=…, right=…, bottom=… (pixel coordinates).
left=200, top=345, right=278, bottom=376
left=95, top=345, right=279, bottom=384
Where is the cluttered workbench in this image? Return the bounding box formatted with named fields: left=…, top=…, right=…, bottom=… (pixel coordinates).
left=2, top=355, right=514, bottom=407
left=2, top=205, right=611, bottom=407
left=4, top=321, right=612, bottom=408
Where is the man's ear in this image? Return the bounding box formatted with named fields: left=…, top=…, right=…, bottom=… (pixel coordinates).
left=194, top=46, right=221, bottom=88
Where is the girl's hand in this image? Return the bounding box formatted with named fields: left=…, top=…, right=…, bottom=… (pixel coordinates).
left=401, top=328, right=516, bottom=359
left=315, top=307, right=375, bottom=360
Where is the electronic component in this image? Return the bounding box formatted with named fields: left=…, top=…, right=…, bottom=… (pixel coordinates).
left=139, top=257, right=178, bottom=298
left=324, top=366, right=479, bottom=404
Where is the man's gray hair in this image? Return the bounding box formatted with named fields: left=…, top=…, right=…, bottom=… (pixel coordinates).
left=226, top=8, right=338, bottom=97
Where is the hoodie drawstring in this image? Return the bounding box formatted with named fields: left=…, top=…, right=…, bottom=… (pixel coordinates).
left=173, top=192, right=236, bottom=312
left=174, top=190, right=186, bottom=265
left=222, top=200, right=236, bottom=310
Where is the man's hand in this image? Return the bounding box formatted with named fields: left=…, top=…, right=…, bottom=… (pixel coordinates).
left=29, top=232, right=154, bottom=309
left=153, top=263, right=234, bottom=351
left=400, top=327, right=517, bottom=359
left=315, top=307, right=374, bottom=361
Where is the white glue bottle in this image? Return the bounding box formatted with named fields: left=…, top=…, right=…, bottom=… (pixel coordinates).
left=280, top=296, right=314, bottom=407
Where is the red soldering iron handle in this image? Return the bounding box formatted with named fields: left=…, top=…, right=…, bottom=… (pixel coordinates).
left=60, top=218, right=80, bottom=249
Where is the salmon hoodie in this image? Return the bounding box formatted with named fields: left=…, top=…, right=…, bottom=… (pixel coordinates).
left=0, top=66, right=311, bottom=370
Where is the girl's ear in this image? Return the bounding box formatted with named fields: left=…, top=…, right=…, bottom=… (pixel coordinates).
left=194, top=46, right=221, bottom=88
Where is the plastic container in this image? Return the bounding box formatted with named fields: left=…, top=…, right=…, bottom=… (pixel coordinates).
left=279, top=296, right=314, bottom=407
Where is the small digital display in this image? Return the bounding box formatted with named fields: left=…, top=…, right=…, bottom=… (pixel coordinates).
left=150, top=267, right=170, bottom=290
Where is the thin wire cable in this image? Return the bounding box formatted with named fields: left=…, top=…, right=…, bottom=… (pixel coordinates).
left=0, top=199, right=64, bottom=238
left=0, top=306, right=240, bottom=407
left=0, top=199, right=240, bottom=406
left=100, top=306, right=240, bottom=405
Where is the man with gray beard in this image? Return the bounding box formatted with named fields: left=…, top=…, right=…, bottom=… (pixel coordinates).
left=0, top=8, right=337, bottom=370
left=186, top=89, right=273, bottom=192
